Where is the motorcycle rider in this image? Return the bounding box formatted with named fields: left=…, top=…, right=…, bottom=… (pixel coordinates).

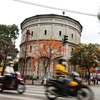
left=54, top=57, right=70, bottom=94
left=4, top=61, right=15, bottom=88
left=54, top=57, right=70, bottom=78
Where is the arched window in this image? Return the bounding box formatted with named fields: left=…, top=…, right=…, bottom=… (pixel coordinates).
left=30, top=46, right=32, bottom=52
left=31, top=31, right=33, bottom=36
left=71, top=34, right=73, bottom=38
left=59, top=31, right=62, bottom=36
left=44, top=30, right=47, bottom=35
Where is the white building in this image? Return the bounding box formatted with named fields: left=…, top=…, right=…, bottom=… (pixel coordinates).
left=18, top=14, right=82, bottom=79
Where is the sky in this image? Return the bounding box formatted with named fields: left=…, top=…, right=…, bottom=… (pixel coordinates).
left=0, top=0, right=100, bottom=50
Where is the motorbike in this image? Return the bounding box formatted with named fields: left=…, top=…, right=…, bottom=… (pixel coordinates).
left=0, top=71, right=25, bottom=94
left=45, top=72, right=94, bottom=100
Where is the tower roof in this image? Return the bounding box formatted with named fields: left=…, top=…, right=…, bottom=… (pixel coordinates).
left=21, top=14, right=83, bottom=31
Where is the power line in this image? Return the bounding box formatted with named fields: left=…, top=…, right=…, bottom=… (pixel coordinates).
left=13, top=0, right=97, bottom=17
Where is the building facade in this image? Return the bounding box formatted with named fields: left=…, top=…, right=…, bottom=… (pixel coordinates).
left=19, top=14, right=82, bottom=79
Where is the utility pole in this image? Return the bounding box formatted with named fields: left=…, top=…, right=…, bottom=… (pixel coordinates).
left=23, top=30, right=30, bottom=80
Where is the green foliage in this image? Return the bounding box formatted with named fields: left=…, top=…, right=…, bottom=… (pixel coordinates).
left=0, top=24, right=19, bottom=60
left=0, top=24, right=19, bottom=75
left=0, top=24, right=19, bottom=40
left=69, top=43, right=100, bottom=84
left=69, top=43, right=100, bottom=70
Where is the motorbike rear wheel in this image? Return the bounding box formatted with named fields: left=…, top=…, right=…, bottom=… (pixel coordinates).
left=17, top=84, right=25, bottom=94
left=45, top=86, right=57, bottom=100
left=77, top=85, right=94, bottom=100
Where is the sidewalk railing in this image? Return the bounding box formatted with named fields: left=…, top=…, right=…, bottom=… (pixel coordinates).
left=25, top=80, right=41, bottom=85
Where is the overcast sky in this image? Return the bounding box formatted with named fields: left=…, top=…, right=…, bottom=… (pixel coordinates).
left=0, top=0, right=100, bottom=50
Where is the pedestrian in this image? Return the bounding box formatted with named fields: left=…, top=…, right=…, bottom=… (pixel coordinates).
left=32, top=75, right=35, bottom=85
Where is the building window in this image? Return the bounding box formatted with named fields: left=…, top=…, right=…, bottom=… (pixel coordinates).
left=59, top=31, right=62, bottom=36
left=71, top=34, right=73, bottom=38
left=30, top=46, right=32, bottom=52
left=31, top=31, right=33, bottom=36
left=44, top=30, right=47, bottom=35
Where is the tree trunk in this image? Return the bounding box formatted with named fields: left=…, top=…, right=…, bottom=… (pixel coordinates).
left=87, top=68, right=91, bottom=85
left=1, top=51, right=7, bottom=76
left=44, top=67, right=47, bottom=74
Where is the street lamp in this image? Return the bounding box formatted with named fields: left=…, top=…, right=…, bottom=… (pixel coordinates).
left=23, top=29, right=31, bottom=80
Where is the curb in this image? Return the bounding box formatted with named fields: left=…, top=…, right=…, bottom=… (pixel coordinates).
left=25, top=80, right=100, bottom=86
left=82, top=82, right=100, bottom=86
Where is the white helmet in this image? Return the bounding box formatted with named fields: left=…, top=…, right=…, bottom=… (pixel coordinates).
left=8, top=61, right=14, bottom=64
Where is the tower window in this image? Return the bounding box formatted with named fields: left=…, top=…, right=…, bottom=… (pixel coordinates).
left=30, top=46, right=32, bottom=51
left=71, top=34, right=73, bottom=38
left=59, top=31, right=62, bottom=36
left=44, top=30, right=47, bottom=35
left=31, top=31, right=33, bottom=36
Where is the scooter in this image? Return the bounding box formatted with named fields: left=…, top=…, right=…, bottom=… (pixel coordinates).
left=45, top=72, right=94, bottom=100
left=0, top=72, right=26, bottom=94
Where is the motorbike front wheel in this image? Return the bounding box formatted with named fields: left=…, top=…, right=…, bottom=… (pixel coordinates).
left=17, top=84, right=25, bottom=94
left=77, top=85, right=94, bottom=100
left=45, top=86, right=57, bottom=100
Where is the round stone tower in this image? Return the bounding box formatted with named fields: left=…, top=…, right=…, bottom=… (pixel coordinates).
left=19, top=14, right=82, bottom=79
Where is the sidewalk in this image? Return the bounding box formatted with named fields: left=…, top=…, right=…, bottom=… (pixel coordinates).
left=25, top=80, right=100, bottom=86
left=82, top=81, right=100, bottom=86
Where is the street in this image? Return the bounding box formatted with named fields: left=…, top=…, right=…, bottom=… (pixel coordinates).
left=0, top=84, right=100, bottom=100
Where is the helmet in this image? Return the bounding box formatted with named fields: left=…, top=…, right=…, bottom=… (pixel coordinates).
left=58, top=57, right=66, bottom=63
left=58, top=57, right=66, bottom=60
left=8, top=61, right=14, bottom=64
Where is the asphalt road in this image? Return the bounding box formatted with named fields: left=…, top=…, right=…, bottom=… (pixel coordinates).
left=0, top=84, right=100, bottom=100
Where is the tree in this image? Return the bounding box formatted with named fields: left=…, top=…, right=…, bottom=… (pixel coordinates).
left=31, top=38, right=65, bottom=74
left=69, top=43, right=100, bottom=84
left=0, top=24, right=19, bottom=75
left=96, top=49, right=100, bottom=63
